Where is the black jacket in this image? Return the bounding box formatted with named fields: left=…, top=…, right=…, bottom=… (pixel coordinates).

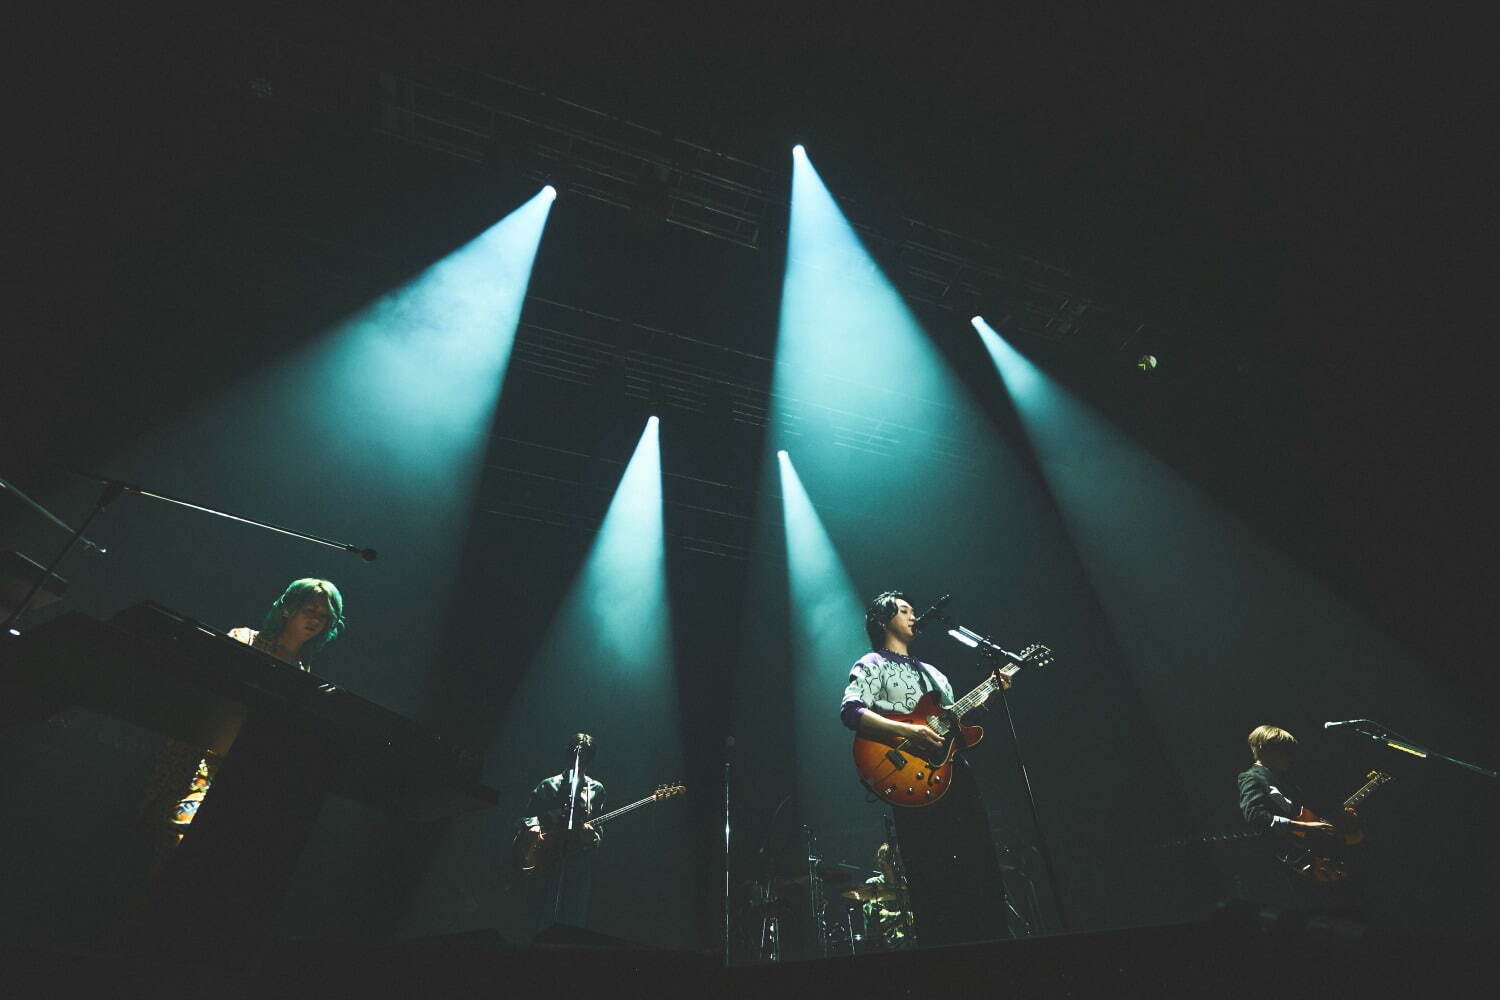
left=1237, top=763, right=1309, bottom=833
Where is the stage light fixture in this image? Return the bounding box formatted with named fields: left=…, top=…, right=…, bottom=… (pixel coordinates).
left=1136, top=354, right=1158, bottom=372
left=947, top=628, right=980, bottom=647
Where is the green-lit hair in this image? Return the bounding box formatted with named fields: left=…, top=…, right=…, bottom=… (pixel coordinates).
left=259, top=578, right=344, bottom=660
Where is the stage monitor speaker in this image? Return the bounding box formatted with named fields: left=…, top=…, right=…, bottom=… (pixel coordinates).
left=534, top=923, right=655, bottom=949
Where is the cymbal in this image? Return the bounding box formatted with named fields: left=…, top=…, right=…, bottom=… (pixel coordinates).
left=841, top=885, right=902, bottom=904
left=814, top=862, right=863, bottom=886
left=776, top=862, right=863, bottom=887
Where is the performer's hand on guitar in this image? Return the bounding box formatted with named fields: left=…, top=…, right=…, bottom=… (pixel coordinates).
left=900, top=722, right=944, bottom=750
left=991, top=669, right=1012, bottom=691
left=1290, top=818, right=1337, bottom=838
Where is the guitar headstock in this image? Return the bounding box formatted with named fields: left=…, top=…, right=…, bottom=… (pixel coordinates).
left=1017, top=643, right=1052, bottom=668
left=1365, top=770, right=1394, bottom=786
left=653, top=783, right=686, bottom=801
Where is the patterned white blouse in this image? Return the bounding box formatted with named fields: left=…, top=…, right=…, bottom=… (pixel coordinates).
left=842, top=650, right=955, bottom=721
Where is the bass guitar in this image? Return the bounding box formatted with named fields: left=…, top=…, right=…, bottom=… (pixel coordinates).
left=513, top=783, right=685, bottom=872
left=1279, top=769, right=1393, bottom=882
left=851, top=644, right=1051, bottom=807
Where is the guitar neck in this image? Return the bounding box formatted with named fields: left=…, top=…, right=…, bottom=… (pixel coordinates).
left=948, top=662, right=1022, bottom=718
left=589, top=793, right=660, bottom=828
left=1343, top=773, right=1391, bottom=811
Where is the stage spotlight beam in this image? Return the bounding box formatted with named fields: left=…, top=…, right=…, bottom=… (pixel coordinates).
left=777, top=450, right=868, bottom=835
left=575, top=415, right=669, bottom=670
left=968, top=313, right=1488, bottom=829
left=92, top=187, right=556, bottom=717
left=486, top=416, right=689, bottom=947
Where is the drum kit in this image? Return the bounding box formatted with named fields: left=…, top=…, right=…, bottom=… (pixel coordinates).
left=839, top=881, right=915, bottom=952
left=742, top=858, right=915, bottom=959
left=739, top=824, right=1037, bottom=962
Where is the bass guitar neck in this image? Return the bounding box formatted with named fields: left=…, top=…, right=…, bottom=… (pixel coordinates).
left=513, top=782, right=685, bottom=872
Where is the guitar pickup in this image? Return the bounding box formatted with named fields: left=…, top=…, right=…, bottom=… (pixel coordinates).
left=885, top=749, right=908, bottom=768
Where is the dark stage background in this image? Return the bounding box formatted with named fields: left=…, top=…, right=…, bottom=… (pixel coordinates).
left=3, top=2, right=1495, bottom=957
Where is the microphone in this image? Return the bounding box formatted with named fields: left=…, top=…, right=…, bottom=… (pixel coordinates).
left=912, top=594, right=953, bottom=634
left=360, top=548, right=378, bottom=562
left=1323, top=719, right=1373, bottom=730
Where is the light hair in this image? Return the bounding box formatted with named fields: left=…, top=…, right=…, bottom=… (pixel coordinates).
left=259, top=578, right=344, bottom=660
left=1247, top=724, right=1298, bottom=763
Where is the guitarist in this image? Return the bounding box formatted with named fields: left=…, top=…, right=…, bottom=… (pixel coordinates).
left=518, top=733, right=606, bottom=935
left=1237, top=725, right=1359, bottom=891
left=840, top=590, right=1012, bottom=947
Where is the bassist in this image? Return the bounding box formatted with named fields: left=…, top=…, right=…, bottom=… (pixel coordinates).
left=519, top=733, right=605, bottom=936
left=840, top=591, right=1012, bottom=947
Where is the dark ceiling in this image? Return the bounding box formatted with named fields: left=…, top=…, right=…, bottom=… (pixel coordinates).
left=7, top=1, right=1495, bottom=696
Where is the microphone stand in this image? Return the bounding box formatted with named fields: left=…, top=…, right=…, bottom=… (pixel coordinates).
left=1341, top=720, right=1498, bottom=781
left=555, top=743, right=587, bottom=924
left=0, top=472, right=107, bottom=554
left=1, top=477, right=119, bottom=634
left=930, top=615, right=1070, bottom=933
left=723, top=736, right=734, bottom=967
left=757, top=794, right=793, bottom=963
left=804, top=824, right=828, bottom=958
left=2, top=469, right=379, bottom=635
left=59, top=469, right=379, bottom=561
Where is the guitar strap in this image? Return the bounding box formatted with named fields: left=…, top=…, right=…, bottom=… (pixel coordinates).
left=912, top=661, right=960, bottom=715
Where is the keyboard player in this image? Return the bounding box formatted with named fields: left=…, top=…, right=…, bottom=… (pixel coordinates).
left=166, top=578, right=344, bottom=834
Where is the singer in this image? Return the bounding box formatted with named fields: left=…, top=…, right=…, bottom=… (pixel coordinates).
left=840, top=591, right=1011, bottom=946
left=516, top=733, right=606, bottom=937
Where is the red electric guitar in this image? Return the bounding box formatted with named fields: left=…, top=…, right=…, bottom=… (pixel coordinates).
left=851, top=644, right=1051, bottom=807
left=1278, top=770, right=1393, bottom=882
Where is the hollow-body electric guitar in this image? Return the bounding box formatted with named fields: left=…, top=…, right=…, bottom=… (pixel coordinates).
left=851, top=645, right=1051, bottom=807
left=513, top=783, right=685, bottom=872
left=1279, top=770, right=1393, bottom=882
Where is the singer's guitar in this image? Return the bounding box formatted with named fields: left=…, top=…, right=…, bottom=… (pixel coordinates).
left=852, top=645, right=1051, bottom=807
left=513, top=783, right=685, bottom=872
left=1278, top=770, right=1393, bottom=883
